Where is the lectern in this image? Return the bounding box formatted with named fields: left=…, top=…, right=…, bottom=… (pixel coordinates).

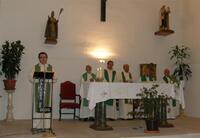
left=31, top=72, right=54, bottom=134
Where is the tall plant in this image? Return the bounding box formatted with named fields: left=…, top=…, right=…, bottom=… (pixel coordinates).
left=1, top=40, right=25, bottom=79
left=169, top=45, right=192, bottom=81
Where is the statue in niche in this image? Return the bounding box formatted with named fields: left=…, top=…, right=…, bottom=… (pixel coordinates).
left=45, top=8, right=63, bottom=44
left=160, top=5, right=170, bottom=30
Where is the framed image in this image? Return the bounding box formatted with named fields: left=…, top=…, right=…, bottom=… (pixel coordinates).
left=140, top=63, right=157, bottom=81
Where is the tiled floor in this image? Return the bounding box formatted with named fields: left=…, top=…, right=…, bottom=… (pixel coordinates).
left=0, top=116, right=200, bottom=138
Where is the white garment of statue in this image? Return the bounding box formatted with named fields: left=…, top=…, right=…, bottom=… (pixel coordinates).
left=80, top=73, right=95, bottom=119
left=105, top=69, right=118, bottom=120
left=119, top=71, right=133, bottom=119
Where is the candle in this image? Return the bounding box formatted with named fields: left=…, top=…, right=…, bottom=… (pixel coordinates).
left=99, top=67, right=103, bottom=79
left=96, top=68, right=100, bottom=79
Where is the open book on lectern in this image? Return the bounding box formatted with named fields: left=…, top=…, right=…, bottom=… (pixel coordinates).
left=33, top=72, right=54, bottom=79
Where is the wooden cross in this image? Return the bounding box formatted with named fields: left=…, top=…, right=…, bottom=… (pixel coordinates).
left=101, top=0, right=107, bottom=22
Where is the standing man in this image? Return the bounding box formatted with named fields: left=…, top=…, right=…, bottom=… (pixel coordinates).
left=81, top=65, right=96, bottom=83
left=80, top=65, right=96, bottom=121
left=104, top=60, right=117, bottom=120
left=163, top=68, right=177, bottom=84
left=162, top=68, right=180, bottom=119
left=121, top=64, right=133, bottom=83
left=30, top=52, right=56, bottom=131
left=119, top=64, right=133, bottom=119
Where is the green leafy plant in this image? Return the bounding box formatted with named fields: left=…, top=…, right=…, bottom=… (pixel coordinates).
left=169, top=45, right=192, bottom=81
left=135, top=84, right=160, bottom=120
left=1, top=40, right=25, bottom=79
left=130, top=84, right=171, bottom=119
left=129, top=84, right=172, bottom=130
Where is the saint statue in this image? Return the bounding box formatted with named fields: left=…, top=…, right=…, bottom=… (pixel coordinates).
left=160, top=5, right=170, bottom=30
left=45, top=9, right=63, bottom=44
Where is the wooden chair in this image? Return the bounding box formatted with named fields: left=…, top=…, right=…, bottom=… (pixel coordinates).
left=59, top=81, right=81, bottom=120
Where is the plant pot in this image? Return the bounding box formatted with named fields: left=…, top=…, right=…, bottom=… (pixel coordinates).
left=145, top=119, right=159, bottom=132
left=3, top=80, right=16, bottom=90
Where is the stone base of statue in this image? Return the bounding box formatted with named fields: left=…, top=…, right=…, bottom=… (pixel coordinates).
left=45, top=38, right=57, bottom=44
left=90, top=102, right=113, bottom=131
left=155, top=29, right=174, bottom=36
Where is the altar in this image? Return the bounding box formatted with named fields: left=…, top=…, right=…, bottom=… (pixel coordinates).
left=80, top=82, right=182, bottom=118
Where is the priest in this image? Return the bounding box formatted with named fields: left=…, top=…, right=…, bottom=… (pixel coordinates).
left=119, top=64, right=133, bottom=119
left=80, top=65, right=96, bottom=121
left=104, top=60, right=118, bottom=120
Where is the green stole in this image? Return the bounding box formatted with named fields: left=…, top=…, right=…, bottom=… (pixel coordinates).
left=104, top=69, right=116, bottom=82
left=163, top=76, right=170, bottom=83
left=82, top=72, right=96, bottom=82
left=104, top=69, right=116, bottom=106
left=121, top=72, right=132, bottom=104
left=82, top=72, right=96, bottom=106
left=34, top=63, right=52, bottom=112
left=121, top=72, right=132, bottom=82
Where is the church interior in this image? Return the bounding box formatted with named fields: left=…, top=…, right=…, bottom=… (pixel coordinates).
left=0, top=0, right=200, bottom=138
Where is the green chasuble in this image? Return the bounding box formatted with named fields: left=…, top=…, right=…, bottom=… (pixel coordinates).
left=82, top=72, right=96, bottom=106
left=34, top=63, right=52, bottom=112
left=104, top=69, right=116, bottom=106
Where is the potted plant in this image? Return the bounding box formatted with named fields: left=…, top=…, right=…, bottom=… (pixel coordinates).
left=133, top=84, right=160, bottom=132
left=1, top=40, right=25, bottom=90
left=128, top=84, right=172, bottom=132
left=169, top=45, right=192, bottom=81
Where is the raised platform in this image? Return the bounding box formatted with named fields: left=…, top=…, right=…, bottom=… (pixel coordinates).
left=0, top=116, right=200, bottom=138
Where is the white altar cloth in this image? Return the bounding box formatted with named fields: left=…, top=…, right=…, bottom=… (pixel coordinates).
left=80, top=82, right=176, bottom=110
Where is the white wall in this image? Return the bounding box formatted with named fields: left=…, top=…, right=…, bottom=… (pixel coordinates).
left=182, top=0, right=200, bottom=117
left=0, top=0, right=183, bottom=119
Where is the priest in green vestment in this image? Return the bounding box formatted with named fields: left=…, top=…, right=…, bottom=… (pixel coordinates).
left=104, top=60, right=118, bottom=120
left=30, top=52, right=56, bottom=129
left=80, top=65, right=96, bottom=120
left=119, top=64, right=134, bottom=119
left=163, top=68, right=178, bottom=84
left=121, top=64, right=133, bottom=83
left=162, top=68, right=180, bottom=119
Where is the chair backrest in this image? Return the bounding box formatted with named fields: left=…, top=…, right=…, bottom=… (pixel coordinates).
left=60, top=81, right=76, bottom=100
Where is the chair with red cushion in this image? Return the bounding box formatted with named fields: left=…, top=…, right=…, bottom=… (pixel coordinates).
left=59, top=81, right=81, bottom=120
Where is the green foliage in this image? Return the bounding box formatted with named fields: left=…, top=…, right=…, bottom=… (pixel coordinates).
left=169, top=45, right=192, bottom=80
left=129, top=84, right=172, bottom=120
left=1, top=40, right=25, bottom=79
